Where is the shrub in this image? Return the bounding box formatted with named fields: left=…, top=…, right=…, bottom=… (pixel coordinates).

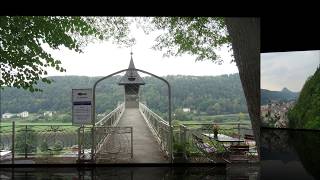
left=53, top=141, right=63, bottom=151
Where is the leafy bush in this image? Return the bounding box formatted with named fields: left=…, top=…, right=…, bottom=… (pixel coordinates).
left=14, top=128, right=38, bottom=154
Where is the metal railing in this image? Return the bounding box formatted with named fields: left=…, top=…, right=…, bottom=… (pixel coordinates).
left=95, top=103, right=125, bottom=127
left=139, top=102, right=171, bottom=156
left=94, top=126, right=133, bottom=163
left=77, top=103, right=125, bottom=162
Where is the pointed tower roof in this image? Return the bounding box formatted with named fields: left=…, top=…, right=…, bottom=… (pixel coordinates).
left=118, top=53, right=145, bottom=85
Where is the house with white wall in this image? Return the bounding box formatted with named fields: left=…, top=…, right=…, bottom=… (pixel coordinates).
left=182, top=108, right=191, bottom=113
left=44, top=111, right=53, bottom=117
left=18, top=111, right=29, bottom=118
left=2, top=113, right=15, bottom=119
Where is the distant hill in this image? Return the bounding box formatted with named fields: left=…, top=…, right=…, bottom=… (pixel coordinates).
left=261, top=88, right=299, bottom=105
left=288, top=67, right=320, bottom=129
left=1, top=74, right=248, bottom=116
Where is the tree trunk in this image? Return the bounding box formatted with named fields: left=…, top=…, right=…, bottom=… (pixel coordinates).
left=225, top=18, right=261, bottom=158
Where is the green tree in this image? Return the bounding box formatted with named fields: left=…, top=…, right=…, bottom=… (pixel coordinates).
left=0, top=16, right=134, bottom=92
left=15, top=128, right=37, bottom=154
left=174, top=108, right=188, bottom=121
left=212, top=103, right=222, bottom=115
left=288, top=67, right=320, bottom=129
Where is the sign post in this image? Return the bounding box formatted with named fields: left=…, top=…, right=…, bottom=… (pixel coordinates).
left=72, top=89, right=92, bottom=126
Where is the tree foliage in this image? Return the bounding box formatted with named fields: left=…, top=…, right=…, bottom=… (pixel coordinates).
left=137, top=17, right=231, bottom=63
left=0, top=16, right=134, bottom=92
left=14, top=128, right=37, bottom=153
left=288, top=67, right=320, bottom=129
left=1, top=17, right=234, bottom=92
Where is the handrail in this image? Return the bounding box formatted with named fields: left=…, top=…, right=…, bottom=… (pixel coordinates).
left=95, top=103, right=125, bottom=127
left=139, top=102, right=171, bottom=156
left=92, top=103, right=125, bottom=158
left=179, top=122, right=252, bottom=126
left=139, top=103, right=169, bottom=126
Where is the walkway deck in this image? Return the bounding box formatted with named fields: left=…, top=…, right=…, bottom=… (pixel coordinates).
left=96, top=108, right=167, bottom=163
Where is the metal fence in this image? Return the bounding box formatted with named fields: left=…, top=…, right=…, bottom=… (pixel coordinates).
left=77, top=125, right=93, bottom=163
left=139, top=102, right=171, bottom=157
left=0, top=103, right=127, bottom=163
left=94, top=126, right=133, bottom=163
left=0, top=122, right=79, bottom=164
left=76, top=103, right=128, bottom=163
left=178, top=122, right=254, bottom=162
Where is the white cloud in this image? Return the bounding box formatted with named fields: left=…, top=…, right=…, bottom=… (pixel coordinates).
left=261, top=50, right=320, bottom=91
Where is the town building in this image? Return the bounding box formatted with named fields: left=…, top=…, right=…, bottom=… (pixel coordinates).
left=182, top=108, right=191, bottom=113
left=17, top=111, right=29, bottom=118
left=44, top=111, right=53, bottom=117
left=2, top=113, right=15, bottom=119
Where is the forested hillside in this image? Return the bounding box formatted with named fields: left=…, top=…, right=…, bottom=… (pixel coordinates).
left=1, top=74, right=247, bottom=115
left=288, top=67, right=320, bottom=129
left=261, top=88, right=299, bottom=105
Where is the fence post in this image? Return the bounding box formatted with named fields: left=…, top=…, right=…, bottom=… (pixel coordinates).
left=77, top=126, right=81, bottom=163
left=91, top=126, right=95, bottom=162
left=167, top=127, right=170, bottom=154
left=82, top=126, right=85, bottom=157
left=25, top=125, right=27, bottom=158
left=131, top=127, right=133, bottom=159
left=238, top=123, right=241, bottom=145
left=12, top=121, right=15, bottom=164
left=180, top=125, right=186, bottom=159
left=238, top=123, right=240, bottom=139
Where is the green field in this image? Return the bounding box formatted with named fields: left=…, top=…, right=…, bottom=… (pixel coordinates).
left=199, top=113, right=250, bottom=121
left=0, top=122, right=78, bottom=132
left=0, top=122, right=73, bottom=126
left=172, top=113, right=252, bottom=136
left=174, top=113, right=250, bottom=124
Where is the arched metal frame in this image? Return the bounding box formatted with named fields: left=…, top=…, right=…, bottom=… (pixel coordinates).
left=91, top=68, right=173, bottom=163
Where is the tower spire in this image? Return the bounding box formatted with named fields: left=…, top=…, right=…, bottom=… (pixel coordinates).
left=118, top=52, right=145, bottom=85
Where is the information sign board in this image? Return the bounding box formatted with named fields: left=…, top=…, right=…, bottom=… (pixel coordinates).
left=72, top=89, right=92, bottom=125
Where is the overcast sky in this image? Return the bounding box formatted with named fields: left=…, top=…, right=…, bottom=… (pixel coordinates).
left=261, top=50, right=320, bottom=92
left=44, top=23, right=238, bottom=77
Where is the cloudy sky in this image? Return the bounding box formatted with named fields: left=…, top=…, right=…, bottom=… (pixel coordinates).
left=44, top=23, right=238, bottom=77
left=261, top=50, right=320, bottom=92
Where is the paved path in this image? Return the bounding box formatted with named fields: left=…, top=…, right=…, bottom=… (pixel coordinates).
left=96, top=108, right=167, bottom=163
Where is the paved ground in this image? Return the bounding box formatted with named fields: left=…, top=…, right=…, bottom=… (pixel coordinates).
left=96, top=108, right=168, bottom=163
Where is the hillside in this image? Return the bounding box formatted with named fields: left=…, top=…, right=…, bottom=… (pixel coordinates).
left=261, top=88, right=299, bottom=105
left=1, top=74, right=248, bottom=116
left=288, top=67, right=320, bottom=129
